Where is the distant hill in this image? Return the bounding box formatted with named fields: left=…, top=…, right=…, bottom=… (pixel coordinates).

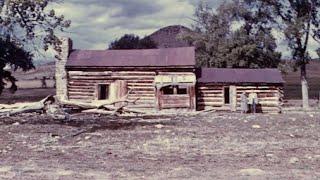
left=13, top=61, right=55, bottom=80
left=148, top=25, right=192, bottom=48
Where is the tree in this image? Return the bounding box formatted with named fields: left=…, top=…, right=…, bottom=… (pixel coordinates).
left=241, top=0, right=320, bottom=109
left=109, top=34, right=157, bottom=50
left=182, top=2, right=281, bottom=68
left=223, top=27, right=281, bottom=68
left=0, top=36, right=33, bottom=95
left=0, top=0, right=70, bottom=95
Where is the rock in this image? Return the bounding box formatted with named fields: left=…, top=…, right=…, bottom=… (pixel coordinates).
left=6, top=146, right=13, bottom=151
left=84, top=136, right=91, bottom=140
left=289, top=134, right=295, bottom=138
left=313, top=155, right=320, bottom=161
left=56, top=169, right=73, bottom=176
left=12, top=122, right=20, bottom=126
left=0, top=166, right=12, bottom=172
left=266, top=153, right=280, bottom=163
left=309, top=114, right=314, bottom=118
left=304, top=155, right=313, bottom=160
left=47, top=104, right=69, bottom=120
left=252, top=125, right=261, bottom=129
left=155, top=124, right=164, bottom=129
left=76, top=141, right=83, bottom=145
left=239, top=168, right=266, bottom=176
left=290, top=117, right=296, bottom=121
left=289, top=157, right=299, bottom=164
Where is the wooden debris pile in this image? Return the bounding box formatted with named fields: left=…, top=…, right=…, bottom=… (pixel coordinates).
left=0, top=96, right=54, bottom=116
left=59, top=90, right=145, bottom=116
left=0, top=90, right=146, bottom=119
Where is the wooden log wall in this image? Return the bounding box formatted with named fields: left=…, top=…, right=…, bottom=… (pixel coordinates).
left=196, top=84, right=224, bottom=110
left=236, top=85, right=283, bottom=113
left=67, top=69, right=195, bottom=110
left=197, top=83, right=283, bottom=113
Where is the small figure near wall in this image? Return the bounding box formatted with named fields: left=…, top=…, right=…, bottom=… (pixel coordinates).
left=41, top=76, right=47, bottom=89
left=240, top=92, right=248, bottom=114
left=248, top=92, right=258, bottom=113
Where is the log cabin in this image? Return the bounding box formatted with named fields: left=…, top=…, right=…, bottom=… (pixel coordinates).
left=56, top=38, right=197, bottom=111
left=56, top=37, right=284, bottom=113
left=197, top=68, right=284, bottom=113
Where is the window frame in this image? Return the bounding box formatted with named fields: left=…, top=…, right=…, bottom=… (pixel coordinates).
left=161, top=85, right=188, bottom=96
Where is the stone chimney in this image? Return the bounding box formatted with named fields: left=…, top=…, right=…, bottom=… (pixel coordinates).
left=56, top=37, right=72, bottom=101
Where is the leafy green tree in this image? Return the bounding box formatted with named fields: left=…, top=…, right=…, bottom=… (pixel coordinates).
left=0, top=0, right=70, bottom=95
left=109, top=34, right=157, bottom=50
left=223, top=28, right=281, bottom=68
left=0, top=36, right=33, bottom=94
left=182, top=2, right=281, bottom=68
left=241, top=0, right=320, bottom=109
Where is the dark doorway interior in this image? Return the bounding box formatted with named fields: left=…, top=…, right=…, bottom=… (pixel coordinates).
left=224, top=87, right=230, bottom=104
left=98, top=84, right=109, bottom=100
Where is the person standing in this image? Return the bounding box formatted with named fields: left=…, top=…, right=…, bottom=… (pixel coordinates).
left=248, top=92, right=258, bottom=113
left=240, top=92, right=248, bottom=114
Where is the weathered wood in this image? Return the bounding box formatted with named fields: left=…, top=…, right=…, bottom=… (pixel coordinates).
left=197, top=98, right=223, bottom=102
left=68, top=71, right=112, bottom=76
left=68, top=92, right=94, bottom=96
left=229, top=86, right=237, bottom=112
left=0, top=96, right=54, bottom=116
left=197, top=84, right=283, bottom=113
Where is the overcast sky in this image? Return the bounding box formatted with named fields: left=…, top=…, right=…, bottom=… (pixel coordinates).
left=51, top=0, right=319, bottom=58
left=53, top=0, right=223, bottom=50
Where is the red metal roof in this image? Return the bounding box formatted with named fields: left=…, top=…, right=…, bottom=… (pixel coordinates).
left=197, top=68, right=284, bottom=84
left=66, top=47, right=195, bottom=67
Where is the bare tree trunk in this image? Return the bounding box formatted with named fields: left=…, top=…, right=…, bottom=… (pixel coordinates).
left=301, top=64, right=309, bottom=110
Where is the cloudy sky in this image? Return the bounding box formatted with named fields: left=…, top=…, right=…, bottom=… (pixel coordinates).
left=51, top=0, right=318, bottom=58
left=53, top=0, right=223, bottom=50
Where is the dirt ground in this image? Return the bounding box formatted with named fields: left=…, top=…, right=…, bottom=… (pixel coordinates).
left=0, top=88, right=320, bottom=179
left=0, top=112, right=319, bottom=179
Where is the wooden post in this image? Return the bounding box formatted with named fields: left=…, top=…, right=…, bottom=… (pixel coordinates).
left=114, top=80, right=128, bottom=107
left=230, top=85, right=237, bottom=112
left=116, top=80, right=128, bottom=99
left=155, top=87, right=162, bottom=111
left=318, top=91, right=320, bottom=109
left=189, top=86, right=196, bottom=111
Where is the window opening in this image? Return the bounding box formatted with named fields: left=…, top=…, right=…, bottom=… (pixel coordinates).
left=98, top=84, right=109, bottom=100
